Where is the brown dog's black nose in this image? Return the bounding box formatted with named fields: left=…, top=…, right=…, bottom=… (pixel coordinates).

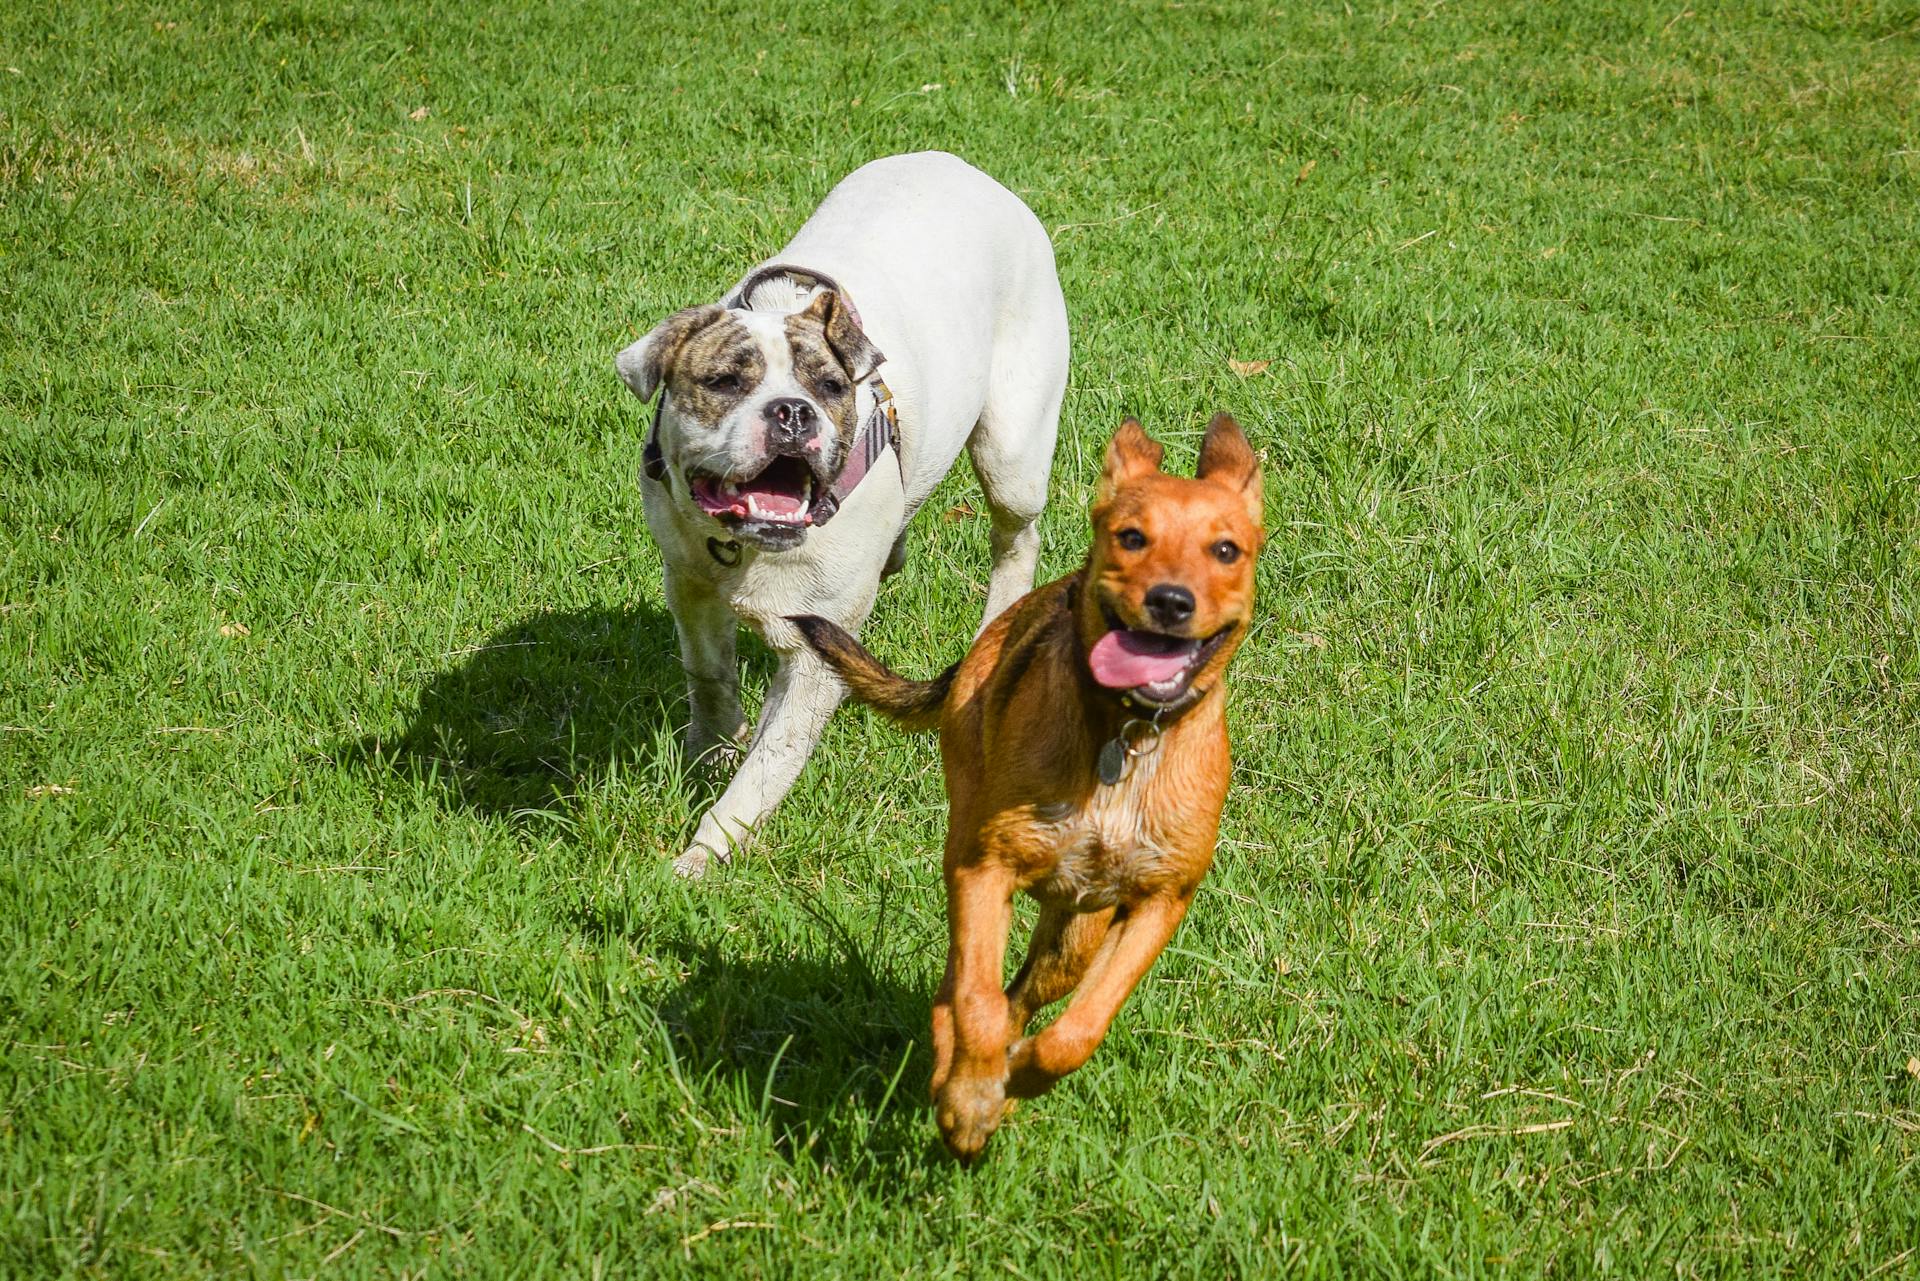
left=1144, top=584, right=1195, bottom=629
left=764, top=398, right=815, bottom=448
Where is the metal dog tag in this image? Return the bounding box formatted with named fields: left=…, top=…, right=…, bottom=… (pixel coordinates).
left=1097, top=737, right=1127, bottom=786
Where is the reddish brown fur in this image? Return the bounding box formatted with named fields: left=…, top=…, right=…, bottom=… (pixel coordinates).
left=795, top=413, right=1263, bottom=1162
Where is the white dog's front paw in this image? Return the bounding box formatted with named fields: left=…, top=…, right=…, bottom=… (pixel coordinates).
left=672, top=816, right=747, bottom=879
left=671, top=845, right=721, bottom=879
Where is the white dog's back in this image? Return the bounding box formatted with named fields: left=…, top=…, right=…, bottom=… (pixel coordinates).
left=741, top=152, right=1067, bottom=509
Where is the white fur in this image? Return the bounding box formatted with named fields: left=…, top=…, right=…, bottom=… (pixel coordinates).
left=616, top=152, right=1070, bottom=877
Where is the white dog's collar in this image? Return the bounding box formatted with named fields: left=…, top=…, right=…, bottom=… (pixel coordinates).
left=728, top=262, right=863, bottom=326
left=810, top=376, right=898, bottom=525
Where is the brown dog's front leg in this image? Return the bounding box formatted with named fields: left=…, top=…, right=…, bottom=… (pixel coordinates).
left=1005, top=891, right=1192, bottom=1099
left=933, top=861, right=1015, bottom=1162
left=928, top=949, right=958, bottom=1098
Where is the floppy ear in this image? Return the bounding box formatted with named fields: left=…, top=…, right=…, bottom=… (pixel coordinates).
left=1095, top=417, right=1166, bottom=507
left=1196, top=411, right=1264, bottom=528
left=614, top=304, right=724, bottom=401
left=799, top=290, right=884, bottom=382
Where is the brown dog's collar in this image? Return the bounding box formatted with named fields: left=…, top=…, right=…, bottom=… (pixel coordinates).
left=1121, top=685, right=1206, bottom=718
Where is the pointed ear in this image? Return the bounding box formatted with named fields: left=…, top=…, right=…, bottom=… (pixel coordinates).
left=1196, top=411, right=1263, bottom=528
left=799, top=290, right=884, bottom=382
left=614, top=304, right=724, bottom=401
left=1096, top=417, right=1165, bottom=506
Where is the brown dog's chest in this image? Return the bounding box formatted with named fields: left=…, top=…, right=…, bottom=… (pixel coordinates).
left=1017, top=755, right=1186, bottom=910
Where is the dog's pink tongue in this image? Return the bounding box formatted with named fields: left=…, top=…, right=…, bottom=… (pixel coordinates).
left=741, top=482, right=807, bottom=517
left=690, top=478, right=746, bottom=517
left=1087, top=630, right=1194, bottom=690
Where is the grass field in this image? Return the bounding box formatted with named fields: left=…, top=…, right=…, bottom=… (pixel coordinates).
left=4, top=0, right=1918, bottom=1274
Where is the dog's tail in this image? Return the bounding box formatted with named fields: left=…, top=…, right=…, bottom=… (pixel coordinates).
left=788, top=615, right=953, bottom=731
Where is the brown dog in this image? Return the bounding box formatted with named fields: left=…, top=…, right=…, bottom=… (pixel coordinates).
left=792, top=412, right=1263, bottom=1161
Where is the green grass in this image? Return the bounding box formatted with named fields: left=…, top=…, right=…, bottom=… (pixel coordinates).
left=3, top=0, right=1918, bottom=1274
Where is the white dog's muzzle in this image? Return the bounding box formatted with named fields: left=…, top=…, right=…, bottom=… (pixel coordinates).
left=640, top=265, right=901, bottom=560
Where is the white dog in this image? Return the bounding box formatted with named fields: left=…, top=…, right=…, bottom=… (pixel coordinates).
left=615, top=152, right=1069, bottom=877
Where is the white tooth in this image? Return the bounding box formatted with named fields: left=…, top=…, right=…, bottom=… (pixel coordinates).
left=723, top=480, right=739, bottom=497
left=745, top=494, right=764, bottom=518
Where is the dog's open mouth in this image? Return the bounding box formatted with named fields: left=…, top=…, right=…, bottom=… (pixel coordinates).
left=1088, top=609, right=1234, bottom=706
left=689, top=456, right=821, bottom=529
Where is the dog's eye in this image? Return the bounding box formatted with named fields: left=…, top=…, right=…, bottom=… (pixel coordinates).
left=819, top=376, right=848, bottom=397
left=1116, top=528, right=1147, bottom=552
left=703, top=372, right=742, bottom=393
left=1211, top=539, right=1241, bottom=564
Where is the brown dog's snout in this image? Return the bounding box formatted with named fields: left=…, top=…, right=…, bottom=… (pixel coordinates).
left=1143, top=583, right=1195, bottom=629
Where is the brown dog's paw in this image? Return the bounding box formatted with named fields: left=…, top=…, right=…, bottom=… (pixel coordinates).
left=935, top=1076, right=1008, bottom=1165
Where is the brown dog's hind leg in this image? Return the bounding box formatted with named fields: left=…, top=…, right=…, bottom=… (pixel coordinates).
left=1005, top=892, right=1192, bottom=1100
left=1006, top=904, right=1115, bottom=1037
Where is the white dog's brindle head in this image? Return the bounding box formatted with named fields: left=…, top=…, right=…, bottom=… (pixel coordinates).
left=615, top=291, right=882, bottom=551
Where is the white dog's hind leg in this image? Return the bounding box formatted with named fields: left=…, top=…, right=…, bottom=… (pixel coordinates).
left=969, top=354, right=1066, bottom=631
left=977, top=470, right=1045, bottom=630
left=663, top=567, right=747, bottom=767
left=674, top=645, right=847, bottom=878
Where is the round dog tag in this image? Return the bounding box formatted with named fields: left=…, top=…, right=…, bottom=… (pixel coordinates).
left=1097, top=737, right=1127, bottom=786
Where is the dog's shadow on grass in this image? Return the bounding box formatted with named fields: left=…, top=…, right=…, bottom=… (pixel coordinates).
left=346, top=604, right=774, bottom=822
left=354, top=606, right=949, bottom=1178
left=578, top=889, right=947, bottom=1183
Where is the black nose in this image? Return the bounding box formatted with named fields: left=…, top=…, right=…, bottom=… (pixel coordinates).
left=1144, top=584, right=1195, bottom=628
left=763, top=398, right=815, bottom=448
